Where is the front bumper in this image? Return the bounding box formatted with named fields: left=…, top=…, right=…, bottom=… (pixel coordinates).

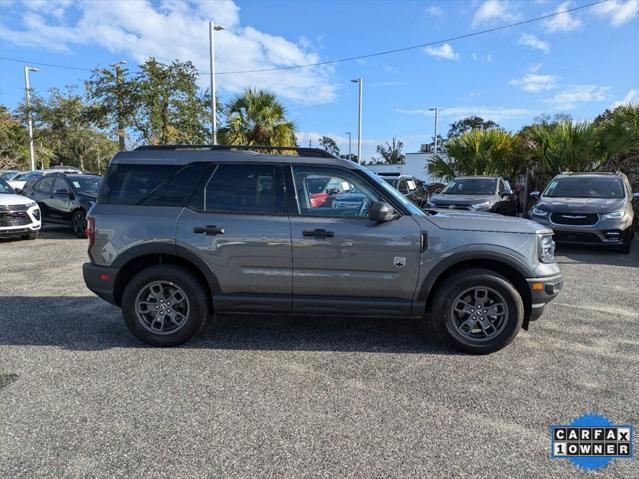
left=83, top=263, right=119, bottom=305
left=529, top=213, right=633, bottom=246
left=526, top=273, right=563, bottom=321
left=0, top=205, right=41, bottom=237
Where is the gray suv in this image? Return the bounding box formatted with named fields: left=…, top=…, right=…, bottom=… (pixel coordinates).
left=83, top=146, right=562, bottom=354
left=427, top=176, right=518, bottom=216
left=529, top=172, right=637, bottom=253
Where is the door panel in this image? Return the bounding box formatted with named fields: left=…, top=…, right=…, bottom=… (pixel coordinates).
left=175, top=163, right=292, bottom=312
left=48, top=176, right=74, bottom=221
left=289, top=165, right=422, bottom=315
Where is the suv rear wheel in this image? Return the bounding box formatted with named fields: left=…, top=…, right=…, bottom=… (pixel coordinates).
left=122, top=265, right=209, bottom=346
left=430, top=268, right=524, bottom=354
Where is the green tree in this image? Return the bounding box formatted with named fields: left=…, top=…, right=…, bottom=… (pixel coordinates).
left=374, top=137, right=405, bottom=164
left=0, top=105, right=29, bottom=170
left=447, top=116, right=500, bottom=138
left=318, top=135, right=340, bottom=156
left=132, top=58, right=209, bottom=145
left=219, top=88, right=296, bottom=146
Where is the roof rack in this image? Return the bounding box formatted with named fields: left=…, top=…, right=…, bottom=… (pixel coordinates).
left=134, top=144, right=336, bottom=159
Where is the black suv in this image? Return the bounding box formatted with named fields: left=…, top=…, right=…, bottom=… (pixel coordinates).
left=22, top=173, right=101, bottom=237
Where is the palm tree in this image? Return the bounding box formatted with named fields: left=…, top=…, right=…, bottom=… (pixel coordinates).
left=219, top=89, right=296, bottom=147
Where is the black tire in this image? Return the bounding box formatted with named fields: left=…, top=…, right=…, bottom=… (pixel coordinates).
left=428, top=268, right=524, bottom=354
left=71, top=209, right=87, bottom=238
left=615, top=226, right=633, bottom=254
left=21, top=231, right=39, bottom=240
left=122, top=265, right=209, bottom=346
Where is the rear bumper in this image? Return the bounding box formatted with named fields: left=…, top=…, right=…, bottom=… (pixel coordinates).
left=527, top=273, right=563, bottom=321
left=83, top=263, right=119, bottom=305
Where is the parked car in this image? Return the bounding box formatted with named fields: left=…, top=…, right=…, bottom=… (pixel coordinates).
left=427, top=176, right=518, bottom=216
left=379, top=174, right=429, bottom=207
left=0, top=177, right=41, bottom=240
left=0, top=170, right=23, bottom=181
left=8, top=171, right=44, bottom=193
left=82, top=145, right=562, bottom=354
left=528, top=171, right=638, bottom=253
left=22, top=173, right=101, bottom=237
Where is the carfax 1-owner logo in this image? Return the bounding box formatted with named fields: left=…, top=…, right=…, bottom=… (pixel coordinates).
left=550, top=413, right=635, bottom=470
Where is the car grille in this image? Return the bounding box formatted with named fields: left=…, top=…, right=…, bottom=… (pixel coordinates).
left=0, top=211, right=31, bottom=227
left=0, top=204, right=30, bottom=212
left=553, top=231, right=602, bottom=244
left=435, top=203, right=472, bottom=210
left=550, top=212, right=598, bottom=226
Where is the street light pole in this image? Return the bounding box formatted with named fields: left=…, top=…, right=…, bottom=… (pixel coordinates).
left=351, top=78, right=362, bottom=163
left=429, top=107, right=439, bottom=155
left=209, top=22, right=225, bottom=145
left=345, top=131, right=352, bottom=160
left=24, top=66, right=38, bottom=170
left=110, top=60, right=127, bottom=151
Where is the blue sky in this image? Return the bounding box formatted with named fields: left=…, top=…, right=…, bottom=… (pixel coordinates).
left=1, top=0, right=638, bottom=160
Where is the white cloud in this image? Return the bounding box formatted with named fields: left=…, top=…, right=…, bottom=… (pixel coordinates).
left=382, top=64, right=399, bottom=74
left=510, top=65, right=559, bottom=93
left=518, top=33, right=550, bottom=53
left=0, top=0, right=336, bottom=104
left=397, top=106, right=532, bottom=122
left=425, top=5, right=444, bottom=17
left=543, top=1, right=583, bottom=32
left=423, top=43, right=460, bottom=61
left=592, top=0, right=638, bottom=26
left=472, top=0, right=521, bottom=27
left=544, top=85, right=609, bottom=109
left=612, top=89, right=639, bottom=108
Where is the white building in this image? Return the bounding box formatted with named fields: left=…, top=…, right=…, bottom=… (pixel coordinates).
left=364, top=152, right=444, bottom=184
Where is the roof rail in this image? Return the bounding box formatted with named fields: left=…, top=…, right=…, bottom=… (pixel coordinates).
left=134, top=144, right=337, bottom=159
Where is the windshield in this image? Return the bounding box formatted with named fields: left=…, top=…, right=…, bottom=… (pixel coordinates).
left=364, top=171, right=424, bottom=215
left=68, top=176, right=102, bottom=195
left=543, top=177, right=625, bottom=198
left=0, top=171, right=19, bottom=181
left=16, top=171, right=43, bottom=181
left=442, top=178, right=497, bottom=195
left=0, top=178, right=15, bottom=194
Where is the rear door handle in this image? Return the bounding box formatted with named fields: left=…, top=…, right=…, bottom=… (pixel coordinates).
left=303, top=228, right=335, bottom=238
left=193, top=225, right=225, bottom=235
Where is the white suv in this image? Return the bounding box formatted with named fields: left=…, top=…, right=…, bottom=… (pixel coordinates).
left=0, top=178, right=41, bottom=240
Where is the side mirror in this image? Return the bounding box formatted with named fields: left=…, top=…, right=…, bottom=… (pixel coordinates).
left=632, top=192, right=639, bottom=202
left=368, top=201, right=397, bottom=223
left=530, top=191, right=540, bottom=199
left=501, top=189, right=513, bottom=198
left=68, top=191, right=75, bottom=200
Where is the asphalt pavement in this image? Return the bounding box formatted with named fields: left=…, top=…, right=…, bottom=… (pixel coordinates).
left=1, top=226, right=638, bottom=478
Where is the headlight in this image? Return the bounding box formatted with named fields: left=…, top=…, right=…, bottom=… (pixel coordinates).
left=602, top=210, right=624, bottom=219
left=531, top=206, right=548, bottom=217
left=471, top=201, right=490, bottom=210
left=538, top=234, right=556, bottom=263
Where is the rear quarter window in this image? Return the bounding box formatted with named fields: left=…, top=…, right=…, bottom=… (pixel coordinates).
left=100, top=163, right=209, bottom=206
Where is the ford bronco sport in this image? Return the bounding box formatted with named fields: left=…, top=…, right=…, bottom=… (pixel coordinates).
left=83, top=145, right=562, bottom=354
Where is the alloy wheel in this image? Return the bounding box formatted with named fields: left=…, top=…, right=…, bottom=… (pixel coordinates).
left=450, top=286, right=509, bottom=342
left=134, top=281, right=191, bottom=335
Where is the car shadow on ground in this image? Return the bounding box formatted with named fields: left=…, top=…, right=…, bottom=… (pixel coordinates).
left=0, top=296, right=458, bottom=355
left=0, top=225, right=80, bottom=243
left=555, top=238, right=639, bottom=267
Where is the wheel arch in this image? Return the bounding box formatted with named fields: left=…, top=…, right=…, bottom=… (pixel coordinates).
left=417, top=249, right=533, bottom=328
left=111, top=244, right=220, bottom=308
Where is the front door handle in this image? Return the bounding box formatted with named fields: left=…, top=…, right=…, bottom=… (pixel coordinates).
left=303, top=228, right=335, bottom=238
left=193, top=225, right=225, bottom=235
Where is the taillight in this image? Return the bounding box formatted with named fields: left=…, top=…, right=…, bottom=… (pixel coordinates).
left=86, top=216, right=96, bottom=253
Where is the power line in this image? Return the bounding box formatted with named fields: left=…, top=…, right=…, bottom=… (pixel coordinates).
left=0, top=0, right=610, bottom=76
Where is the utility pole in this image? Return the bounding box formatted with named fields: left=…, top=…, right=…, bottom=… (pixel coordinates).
left=429, top=107, right=439, bottom=155
left=110, top=60, right=127, bottom=151
left=24, top=66, right=38, bottom=170
left=351, top=78, right=362, bottom=163
left=209, top=22, right=225, bottom=145
left=346, top=131, right=352, bottom=160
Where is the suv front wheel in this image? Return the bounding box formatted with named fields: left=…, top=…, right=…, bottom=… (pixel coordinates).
left=430, top=268, right=524, bottom=354
left=122, top=265, right=209, bottom=346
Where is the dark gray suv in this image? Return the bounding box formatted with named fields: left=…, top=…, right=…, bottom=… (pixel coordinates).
left=529, top=172, right=637, bottom=253
left=83, top=146, right=562, bottom=354
left=427, top=176, right=518, bottom=216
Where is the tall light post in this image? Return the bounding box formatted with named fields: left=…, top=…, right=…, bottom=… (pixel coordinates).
left=345, top=131, right=352, bottom=160
left=24, top=66, right=38, bottom=171
left=110, top=60, right=127, bottom=151
left=351, top=78, right=362, bottom=163
left=429, top=107, right=439, bottom=155
left=209, top=22, right=225, bottom=145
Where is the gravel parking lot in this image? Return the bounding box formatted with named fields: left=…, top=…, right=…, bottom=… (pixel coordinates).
left=1, top=227, right=638, bottom=478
